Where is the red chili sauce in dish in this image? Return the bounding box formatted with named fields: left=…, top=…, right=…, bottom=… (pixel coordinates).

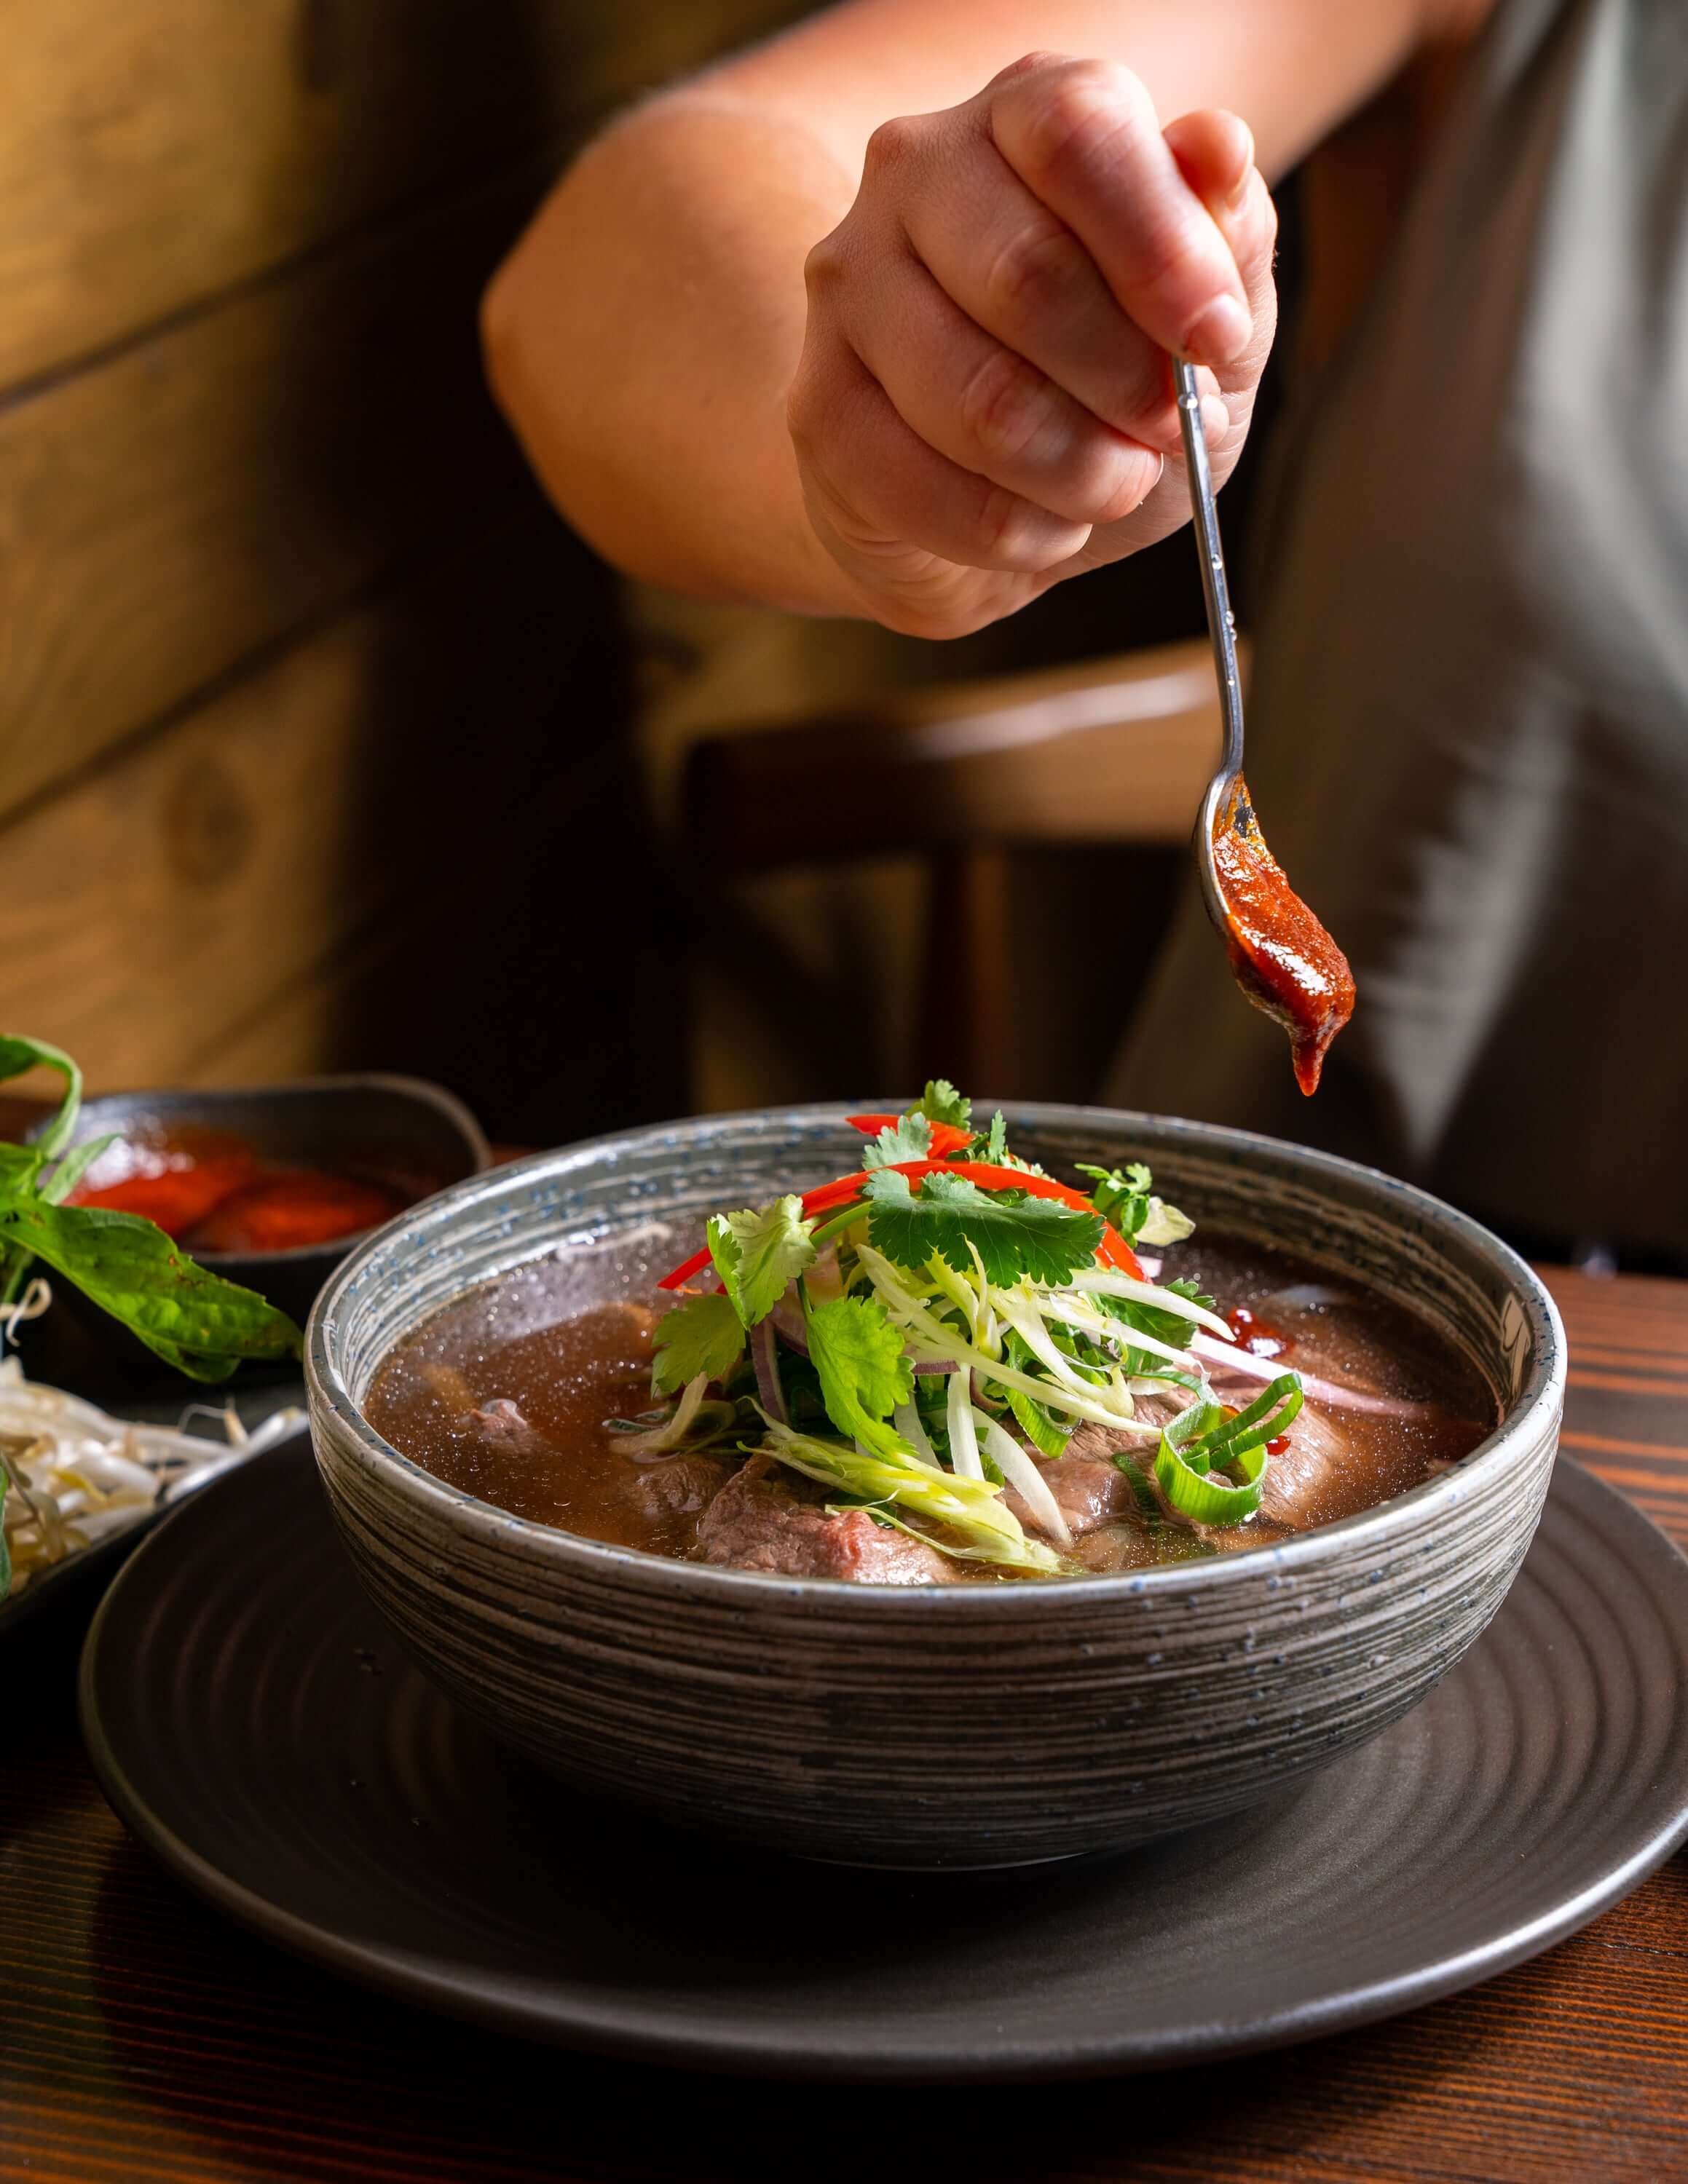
left=1212, top=778, right=1356, bottom=1096
left=67, top=1126, right=408, bottom=1253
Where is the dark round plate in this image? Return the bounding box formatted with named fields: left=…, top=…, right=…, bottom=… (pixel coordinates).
left=79, top=1441, right=1688, bottom=2083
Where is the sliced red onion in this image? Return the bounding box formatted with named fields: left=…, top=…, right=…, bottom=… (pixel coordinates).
left=751, top=1316, right=789, bottom=1425
left=770, top=1294, right=808, bottom=1353
left=1191, top=1332, right=1435, bottom=1417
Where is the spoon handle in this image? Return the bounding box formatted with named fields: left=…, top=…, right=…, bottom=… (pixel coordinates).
left=1174, top=357, right=1245, bottom=784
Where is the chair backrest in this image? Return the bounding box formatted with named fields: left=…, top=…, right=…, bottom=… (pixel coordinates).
left=679, top=636, right=1228, bottom=868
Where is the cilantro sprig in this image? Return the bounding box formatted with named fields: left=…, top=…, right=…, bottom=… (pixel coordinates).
left=804, top=1291, right=913, bottom=1461
left=863, top=1168, right=1103, bottom=1288
left=706, top=1195, right=816, bottom=1327
left=860, top=1112, right=933, bottom=1169
left=1076, top=1162, right=1195, bottom=1247
left=652, top=1291, right=746, bottom=1395
left=916, top=1080, right=971, bottom=1130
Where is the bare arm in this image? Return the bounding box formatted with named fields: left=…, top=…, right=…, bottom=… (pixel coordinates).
left=484, top=0, right=1464, bottom=636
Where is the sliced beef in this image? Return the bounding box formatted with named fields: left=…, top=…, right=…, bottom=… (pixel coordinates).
left=695, top=1458, right=953, bottom=1585
left=625, top=1452, right=735, bottom=1521
left=1004, top=1452, right=1127, bottom=1538
left=465, top=1398, right=557, bottom=1459
left=1255, top=1399, right=1354, bottom=1527
left=1001, top=1422, right=1149, bottom=1539
left=1202, top=1368, right=1358, bottom=1529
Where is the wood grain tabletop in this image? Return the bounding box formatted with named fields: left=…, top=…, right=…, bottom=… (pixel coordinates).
left=3, top=1265, right=1685, bottom=2184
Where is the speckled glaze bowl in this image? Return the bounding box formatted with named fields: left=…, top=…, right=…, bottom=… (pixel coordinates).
left=306, top=1106, right=1565, bottom=1870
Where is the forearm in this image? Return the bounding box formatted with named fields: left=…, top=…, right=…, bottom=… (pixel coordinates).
left=484, top=94, right=859, bottom=611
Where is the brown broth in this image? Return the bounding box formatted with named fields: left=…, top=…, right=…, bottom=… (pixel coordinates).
left=365, top=1234, right=1496, bottom=1579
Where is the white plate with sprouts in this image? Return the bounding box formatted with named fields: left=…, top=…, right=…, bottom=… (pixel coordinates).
left=0, top=1354, right=304, bottom=1628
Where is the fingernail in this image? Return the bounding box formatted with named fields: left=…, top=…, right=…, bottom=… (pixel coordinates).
left=1182, top=294, right=1251, bottom=368
left=1200, top=393, right=1229, bottom=443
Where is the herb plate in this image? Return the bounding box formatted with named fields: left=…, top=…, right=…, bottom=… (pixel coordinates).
left=80, top=1439, right=1688, bottom=2080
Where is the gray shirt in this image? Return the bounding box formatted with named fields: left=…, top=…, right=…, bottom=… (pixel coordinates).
left=1108, top=0, right=1688, bottom=1257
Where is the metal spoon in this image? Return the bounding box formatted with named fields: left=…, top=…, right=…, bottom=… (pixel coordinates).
left=1172, top=355, right=1356, bottom=1095
left=1172, top=355, right=1245, bottom=938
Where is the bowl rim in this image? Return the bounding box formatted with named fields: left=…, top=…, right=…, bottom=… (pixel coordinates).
left=305, top=1100, right=1566, bottom=1607
left=47, top=1072, right=492, bottom=1268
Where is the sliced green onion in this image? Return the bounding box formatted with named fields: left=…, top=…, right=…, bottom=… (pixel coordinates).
left=1153, top=1374, right=1301, bottom=1526
left=1114, top=1451, right=1164, bottom=1524
left=1201, top=1373, right=1304, bottom=1465
left=1005, top=1381, right=1071, bottom=1458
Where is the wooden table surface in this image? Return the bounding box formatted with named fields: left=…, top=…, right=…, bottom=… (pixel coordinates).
left=4, top=1267, right=1686, bottom=2184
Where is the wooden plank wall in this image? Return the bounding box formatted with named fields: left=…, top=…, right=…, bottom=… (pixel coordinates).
left=0, top=0, right=808, bottom=1141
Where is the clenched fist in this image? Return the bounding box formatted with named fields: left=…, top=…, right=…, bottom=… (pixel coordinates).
left=786, top=52, right=1277, bottom=637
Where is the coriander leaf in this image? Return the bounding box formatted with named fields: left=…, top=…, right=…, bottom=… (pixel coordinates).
left=706, top=1195, right=816, bottom=1328
left=981, top=1112, right=1008, bottom=1163
left=0, top=1198, right=299, bottom=1380
left=805, top=1293, right=914, bottom=1446
left=915, top=1079, right=971, bottom=1130
left=861, top=1112, right=932, bottom=1170
left=1076, top=1160, right=1147, bottom=1234
left=652, top=1292, right=746, bottom=1395
left=1076, top=1161, right=1194, bottom=1246
left=864, top=1168, right=1103, bottom=1288
left=0, top=1037, right=82, bottom=1159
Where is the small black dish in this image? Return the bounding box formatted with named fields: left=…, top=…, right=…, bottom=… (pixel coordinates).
left=24, top=1076, right=488, bottom=1377
left=79, top=1440, right=1688, bottom=2081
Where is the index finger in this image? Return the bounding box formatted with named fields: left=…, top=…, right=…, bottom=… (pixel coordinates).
left=985, top=55, right=1252, bottom=370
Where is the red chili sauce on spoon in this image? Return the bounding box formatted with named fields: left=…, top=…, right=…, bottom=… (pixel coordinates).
left=1211, top=778, right=1356, bottom=1096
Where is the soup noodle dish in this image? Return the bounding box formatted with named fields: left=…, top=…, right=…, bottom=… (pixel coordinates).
left=308, top=1096, right=1563, bottom=1867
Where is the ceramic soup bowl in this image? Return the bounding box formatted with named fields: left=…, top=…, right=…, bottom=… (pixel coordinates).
left=306, top=1105, right=1564, bottom=1869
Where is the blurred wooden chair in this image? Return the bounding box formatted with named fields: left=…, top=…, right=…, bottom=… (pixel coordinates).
left=678, top=635, right=1229, bottom=1089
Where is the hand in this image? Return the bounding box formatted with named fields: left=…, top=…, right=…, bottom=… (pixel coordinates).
left=786, top=52, right=1277, bottom=638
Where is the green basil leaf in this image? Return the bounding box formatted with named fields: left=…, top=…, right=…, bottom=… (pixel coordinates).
left=39, top=1133, right=116, bottom=1207
left=0, top=1199, right=300, bottom=1381
left=0, top=1037, right=82, bottom=1160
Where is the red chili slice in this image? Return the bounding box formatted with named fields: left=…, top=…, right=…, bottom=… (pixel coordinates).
left=655, top=1155, right=1142, bottom=1287
left=845, top=1114, right=974, bottom=1157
